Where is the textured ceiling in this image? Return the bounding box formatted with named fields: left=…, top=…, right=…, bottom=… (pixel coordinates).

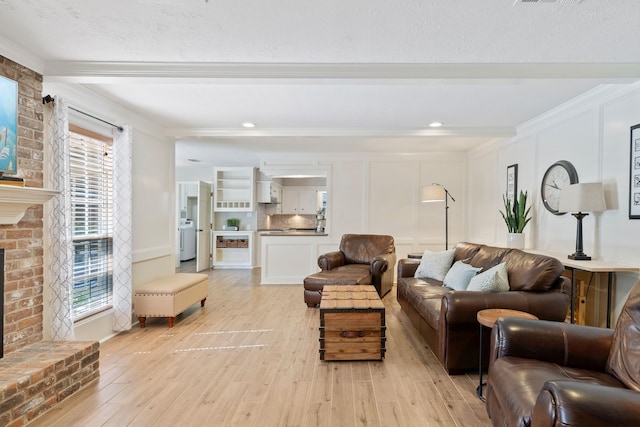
left=0, top=0, right=639, bottom=167
left=3, top=0, right=639, bottom=63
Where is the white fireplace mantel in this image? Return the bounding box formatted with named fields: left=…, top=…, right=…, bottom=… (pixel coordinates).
left=0, top=185, right=59, bottom=225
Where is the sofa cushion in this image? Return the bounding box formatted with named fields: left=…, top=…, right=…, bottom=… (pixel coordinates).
left=468, top=245, right=511, bottom=271
left=332, top=264, right=371, bottom=275
left=398, top=277, right=450, bottom=329
left=414, top=249, right=455, bottom=281
left=502, top=250, right=565, bottom=292
left=467, top=262, right=509, bottom=292
left=453, top=242, right=483, bottom=263
left=443, top=260, right=481, bottom=291
left=607, top=280, right=640, bottom=391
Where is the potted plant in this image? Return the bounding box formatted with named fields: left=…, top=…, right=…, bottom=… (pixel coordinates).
left=226, top=218, right=240, bottom=231
left=500, top=190, right=532, bottom=249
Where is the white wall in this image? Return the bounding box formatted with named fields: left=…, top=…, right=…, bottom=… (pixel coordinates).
left=177, top=153, right=469, bottom=262
left=468, top=82, right=640, bottom=326
left=176, top=165, right=213, bottom=182
left=42, top=83, right=176, bottom=342
left=261, top=152, right=468, bottom=261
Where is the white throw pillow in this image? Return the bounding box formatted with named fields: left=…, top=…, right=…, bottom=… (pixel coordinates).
left=443, top=260, right=482, bottom=291
left=414, top=249, right=456, bottom=281
left=467, top=262, right=509, bottom=292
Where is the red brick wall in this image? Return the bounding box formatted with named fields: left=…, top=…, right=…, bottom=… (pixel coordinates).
left=0, top=55, right=45, bottom=354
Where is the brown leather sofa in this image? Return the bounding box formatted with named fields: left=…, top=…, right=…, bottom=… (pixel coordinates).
left=396, top=242, right=570, bottom=374
left=304, top=234, right=396, bottom=306
left=486, top=279, right=640, bottom=427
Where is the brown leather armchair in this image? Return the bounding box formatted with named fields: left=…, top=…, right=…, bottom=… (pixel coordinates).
left=485, top=279, right=640, bottom=427
left=309, top=234, right=396, bottom=301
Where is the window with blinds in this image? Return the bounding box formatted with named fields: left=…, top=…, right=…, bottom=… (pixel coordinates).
left=69, top=125, right=114, bottom=320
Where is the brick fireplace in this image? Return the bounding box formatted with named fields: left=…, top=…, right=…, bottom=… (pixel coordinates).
left=0, top=55, right=46, bottom=356
left=0, top=55, right=100, bottom=426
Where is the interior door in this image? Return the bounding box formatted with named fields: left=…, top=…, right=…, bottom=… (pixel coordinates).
left=196, top=181, right=212, bottom=272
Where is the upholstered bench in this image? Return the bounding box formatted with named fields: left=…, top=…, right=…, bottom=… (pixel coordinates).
left=134, top=273, right=208, bottom=327
left=304, top=270, right=372, bottom=307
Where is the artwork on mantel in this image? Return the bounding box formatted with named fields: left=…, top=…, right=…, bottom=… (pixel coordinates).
left=630, top=123, right=640, bottom=219
left=0, top=75, right=18, bottom=175
left=506, top=164, right=518, bottom=205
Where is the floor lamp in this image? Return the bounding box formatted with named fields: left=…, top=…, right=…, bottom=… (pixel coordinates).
left=421, top=183, right=455, bottom=250
left=558, top=182, right=606, bottom=260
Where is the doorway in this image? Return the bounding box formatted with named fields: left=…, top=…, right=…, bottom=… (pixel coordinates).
left=176, top=181, right=212, bottom=272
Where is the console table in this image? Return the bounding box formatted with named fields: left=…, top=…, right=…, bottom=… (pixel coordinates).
left=527, top=250, right=639, bottom=328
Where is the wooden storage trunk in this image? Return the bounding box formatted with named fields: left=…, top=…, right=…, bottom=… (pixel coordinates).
left=319, top=285, right=386, bottom=361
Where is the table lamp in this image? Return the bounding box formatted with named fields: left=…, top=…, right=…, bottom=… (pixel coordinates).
left=421, top=183, right=455, bottom=250
left=558, top=182, right=606, bottom=260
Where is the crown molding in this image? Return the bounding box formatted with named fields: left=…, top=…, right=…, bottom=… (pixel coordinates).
left=0, top=35, right=45, bottom=74
left=43, top=61, right=640, bottom=82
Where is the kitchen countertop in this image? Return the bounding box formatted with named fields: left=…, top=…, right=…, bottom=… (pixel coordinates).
left=259, top=229, right=328, bottom=236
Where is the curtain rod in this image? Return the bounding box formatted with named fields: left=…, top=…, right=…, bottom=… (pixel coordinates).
left=43, top=95, right=124, bottom=132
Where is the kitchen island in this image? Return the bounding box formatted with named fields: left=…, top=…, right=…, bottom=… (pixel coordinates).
left=259, top=229, right=332, bottom=285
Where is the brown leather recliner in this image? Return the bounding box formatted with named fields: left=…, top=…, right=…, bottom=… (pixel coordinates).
left=305, top=234, right=396, bottom=304
left=486, top=279, right=640, bottom=427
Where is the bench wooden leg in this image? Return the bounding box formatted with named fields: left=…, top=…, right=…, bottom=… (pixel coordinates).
left=201, top=297, right=206, bottom=307
left=168, top=317, right=175, bottom=328
left=138, top=317, right=146, bottom=328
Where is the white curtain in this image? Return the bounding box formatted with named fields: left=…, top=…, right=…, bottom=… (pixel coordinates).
left=45, top=98, right=75, bottom=341
left=112, top=125, right=133, bottom=332
left=46, top=100, right=133, bottom=336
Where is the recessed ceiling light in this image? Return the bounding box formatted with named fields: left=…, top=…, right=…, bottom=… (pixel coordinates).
left=429, top=122, right=443, bottom=128
left=242, top=122, right=256, bottom=128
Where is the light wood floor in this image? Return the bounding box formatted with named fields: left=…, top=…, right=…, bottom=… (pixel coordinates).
left=30, top=268, right=492, bottom=427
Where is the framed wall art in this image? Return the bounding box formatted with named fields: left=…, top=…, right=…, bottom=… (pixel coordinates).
left=506, top=163, right=518, bottom=205
left=630, top=123, right=640, bottom=219
left=0, top=76, right=18, bottom=175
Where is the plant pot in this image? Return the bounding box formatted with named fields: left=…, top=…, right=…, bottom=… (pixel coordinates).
left=506, top=233, right=525, bottom=249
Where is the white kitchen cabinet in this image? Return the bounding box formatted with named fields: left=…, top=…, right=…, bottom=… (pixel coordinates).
left=214, top=167, right=255, bottom=212
left=256, top=180, right=282, bottom=203
left=257, top=180, right=282, bottom=213
left=179, top=183, right=198, bottom=211
left=282, top=186, right=321, bottom=215
left=213, top=231, right=254, bottom=268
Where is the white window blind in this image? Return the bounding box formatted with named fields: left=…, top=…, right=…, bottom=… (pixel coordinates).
left=69, top=125, right=114, bottom=320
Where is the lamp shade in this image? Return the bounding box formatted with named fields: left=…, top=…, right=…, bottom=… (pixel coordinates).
left=421, top=184, right=446, bottom=202
left=558, top=183, right=606, bottom=213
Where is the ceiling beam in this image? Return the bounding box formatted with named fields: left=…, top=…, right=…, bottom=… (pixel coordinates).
left=166, top=126, right=516, bottom=139
left=44, top=61, right=640, bottom=83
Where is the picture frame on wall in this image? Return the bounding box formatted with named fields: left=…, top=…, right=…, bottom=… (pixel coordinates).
left=0, top=76, right=18, bottom=175
left=506, top=163, right=518, bottom=204
left=630, top=123, right=640, bottom=219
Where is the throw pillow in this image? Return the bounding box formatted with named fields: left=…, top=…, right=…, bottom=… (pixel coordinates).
left=443, top=260, right=482, bottom=291
left=467, top=262, right=509, bottom=292
left=414, top=249, right=456, bottom=281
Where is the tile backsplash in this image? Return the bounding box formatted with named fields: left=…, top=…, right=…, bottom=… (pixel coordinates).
left=258, top=214, right=318, bottom=230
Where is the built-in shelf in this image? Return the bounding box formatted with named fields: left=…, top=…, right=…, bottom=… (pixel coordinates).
left=0, top=185, right=59, bottom=224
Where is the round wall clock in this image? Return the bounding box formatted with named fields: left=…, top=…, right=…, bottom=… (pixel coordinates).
left=541, top=160, right=579, bottom=215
